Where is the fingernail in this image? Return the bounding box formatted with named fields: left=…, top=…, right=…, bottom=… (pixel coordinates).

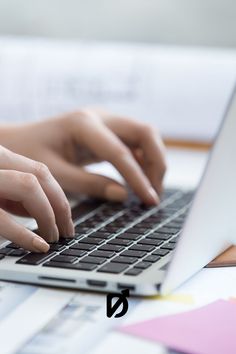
left=51, top=225, right=59, bottom=242
left=147, top=187, right=160, bottom=205
left=32, top=236, right=50, bottom=253
left=105, top=184, right=127, bottom=202
left=67, top=219, right=75, bottom=238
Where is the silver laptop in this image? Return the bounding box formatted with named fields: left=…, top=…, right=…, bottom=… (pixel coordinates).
left=0, top=87, right=235, bottom=296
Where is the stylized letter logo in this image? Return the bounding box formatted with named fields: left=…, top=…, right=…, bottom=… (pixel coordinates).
left=106, top=289, right=130, bottom=318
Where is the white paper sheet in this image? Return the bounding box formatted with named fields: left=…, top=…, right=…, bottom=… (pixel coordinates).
left=0, top=283, right=73, bottom=354
left=0, top=281, right=130, bottom=354
left=17, top=291, right=138, bottom=354
left=0, top=37, right=235, bottom=141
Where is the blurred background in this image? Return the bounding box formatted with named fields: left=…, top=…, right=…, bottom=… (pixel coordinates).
left=0, top=0, right=235, bottom=47
left=0, top=0, right=235, bottom=143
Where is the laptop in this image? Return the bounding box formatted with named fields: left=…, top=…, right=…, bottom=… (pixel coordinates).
left=0, top=87, right=235, bottom=296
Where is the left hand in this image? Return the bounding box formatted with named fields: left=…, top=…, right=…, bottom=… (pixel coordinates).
left=0, top=109, right=167, bottom=206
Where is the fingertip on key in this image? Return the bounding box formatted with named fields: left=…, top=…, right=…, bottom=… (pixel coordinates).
left=147, top=187, right=160, bottom=205
left=32, top=236, right=50, bottom=253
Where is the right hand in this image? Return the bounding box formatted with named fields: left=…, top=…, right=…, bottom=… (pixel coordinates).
left=0, top=145, right=74, bottom=252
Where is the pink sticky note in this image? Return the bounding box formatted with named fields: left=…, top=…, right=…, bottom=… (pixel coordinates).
left=120, top=300, right=236, bottom=354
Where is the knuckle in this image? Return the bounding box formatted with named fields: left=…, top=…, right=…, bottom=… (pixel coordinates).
left=0, top=145, right=10, bottom=159
left=0, top=208, right=6, bottom=219
left=20, top=172, right=39, bottom=191
left=139, top=123, right=153, bottom=137
left=69, top=110, right=91, bottom=124
left=58, top=199, right=71, bottom=218
left=0, top=144, right=6, bottom=155
left=109, top=145, right=131, bottom=163
left=33, top=162, right=51, bottom=181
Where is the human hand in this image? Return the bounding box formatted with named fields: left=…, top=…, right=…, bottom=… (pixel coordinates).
left=0, top=146, right=74, bottom=252
left=0, top=110, right=166, bottom=205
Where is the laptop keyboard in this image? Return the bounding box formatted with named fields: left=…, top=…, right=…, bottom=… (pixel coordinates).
left=0, top=188, right=194, bottom=276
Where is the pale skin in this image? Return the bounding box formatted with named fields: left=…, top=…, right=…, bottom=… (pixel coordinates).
left=0, top=109, right=167, bottom=252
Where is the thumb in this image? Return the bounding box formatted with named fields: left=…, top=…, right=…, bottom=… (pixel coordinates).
left=48, top=154, right=128, bottom=202
left=76, top=169, right=128, bottom=202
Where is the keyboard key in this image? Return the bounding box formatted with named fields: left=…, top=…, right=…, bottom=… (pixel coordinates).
left=48, top=244, right=66, bottom=252
left=8, top=249, right=28, bottom=257
left=56, top=238, right=74, bottom=245
left=51, top=255, right=77, bottom=263
left=109, top=222, right=127, bottom=227
left=111, top=256, right=137, bottom=264
left=166, top=221, right=182, bottom=228
left=88, top=232, right=113, bottom=240
left=145, top=234, right=165, bottom=243
left=74, top=263, right=97, bottom=271
left=78, top=221, right=97, bottom=227
left=0, top=248, right=13, bottom=255
left=156, top=227, right=179, bottom=235
left=127, top=227, right=149, bottom=234
left=100, top=227, right=121, bottom=233
left=75, top=227, right=92, bottom=233
left=70, top=243, right=96, bottom=251
left=121, top=250, right=147, bottom=258
left=148, top=233, right=172, bottom=241
left=152, top=249, right=169, bottom=257
left=74, top=233, right=86, bottom=240
left=129, top=244, right=155, bottom=252
left=169, top=236, right=179, bottom=243
left=90, top=250, right=115, bottom=258
left=143, top=255, right=161, bottom=263
left=161, top=243, right=176, bottom=250
left=117, top=233, right=142, bottom=241
left=79, top=237, right=104, bottom=245
left=6, top=243, right=20, bottom=249
left=138, top=239, right=163, bottom=247
left=134, top=261, right=152, bottom=269
left=43, top=261, right=96, bottom=271
left=174, top=215, right=185, bottom=221
left=98, top=262, right=129, bottom=274
left=72, top=200, right=102, bottom=221
left=162, top=188, right=178, bottom=199
left=108, top=239, right=132, bottom=247
left=80, top=256, right=106, bottom=265
left=98, top=244, right=125, bottom=253
left=61, top=249, right=86, bottom=257
left=125, top=268, right=143, bottom=276
left=16, top=251, right=56, bottom=265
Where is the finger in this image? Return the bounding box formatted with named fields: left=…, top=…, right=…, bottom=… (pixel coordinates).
left=0, top=170, right=59, bottom=242
left=0, top=208, right=49, bottom=252
left=43, top=151, right=128, bottom=201
left=136, top=125, right=167, bottom=194
left=69, top=113, right=159, bottom=205
left=103, top=117, right=167, bottom=195
left=0, top=146, right=74, bottom=237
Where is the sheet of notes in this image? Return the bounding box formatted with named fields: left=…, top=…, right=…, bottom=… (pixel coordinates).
left=0, top=37, right=235, bottom=141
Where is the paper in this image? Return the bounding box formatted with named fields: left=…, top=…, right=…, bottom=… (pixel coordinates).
left=0, top=283, right=73, bottom=354
left=0, top=281, right=37, bottom=321
left=17, top=292, right=138, bottom=354
left=17, top=292, right=107, bottom=354
left=0, top=282, right=128, bottom=354
left=149, top=293, right=194, bottom=304
left=0, top=36, right=236, bottom=141
left=121, top=300, right=236, bottom=354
